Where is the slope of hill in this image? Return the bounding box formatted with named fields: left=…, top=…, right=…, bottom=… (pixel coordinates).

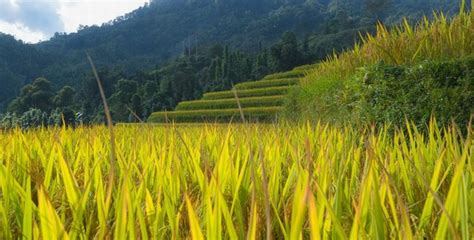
left=147, top=65, right=314, bottom=123
left=0, top=34, right=53, bottom=111
left=288, top=6, right=474, bottom=127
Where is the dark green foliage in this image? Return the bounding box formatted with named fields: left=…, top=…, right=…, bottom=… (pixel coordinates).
left=0, top=112, right=20, bottom=129
left=130, top=94, right=143, bottom=121
left=202, top=86, right=292, bottom=100
left=4, top=78, right=82, bottom=128
left=0, top=107, right=78, bottom=129
left=109, top=79, right=139, bottom=121
left=350, top=57, right=474, bottom=127
left=0, top=33, right=51, bottom=112
left=8, top=78, right=55, bottom=113
left=270, top=32, right=304, bottom=71
left=176, top=95, right=286, bottom=110
left=76, top=68, right=126, bottom=123
left=18, top=108, right=49, bottom=129
left=54, top=86, right=76, bottom=108
left=364, top=0, right=391, bottom=20
left=306, top=26, right=376, bottom=62
left=147, top=106, right=282, bottom=123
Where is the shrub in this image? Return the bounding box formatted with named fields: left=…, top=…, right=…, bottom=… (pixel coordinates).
left=148, top=107, right=283, bottom=123
left=19, top=108, right=49, bottom=129
left=349, top=57, right=474, bottom=127
left=234, top=78, right=299, bottom=90
left=176, top=95, right=286, bottom=110
left=202, top=86, right=292, bottom=100
left=0, top=112, right=20, bottom=129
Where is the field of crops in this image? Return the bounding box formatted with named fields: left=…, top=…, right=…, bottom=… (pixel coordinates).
left=202, top=86, right=291, bottom=100
left=148, top=58, right=307, bottom=123
left=0, top=123, right=472, bottom=239
left=234, top=78, right=299, bottom=90
left=294, top=8, right=474, bottom=122
left=148, top=107, right=283, bottom=123
left=176, top=96, right=286, bottom=111
left=263, top=70, right=306, bottom=80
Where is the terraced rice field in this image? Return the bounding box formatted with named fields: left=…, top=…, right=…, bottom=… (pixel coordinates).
left=148, top=67, right=310, bottom=123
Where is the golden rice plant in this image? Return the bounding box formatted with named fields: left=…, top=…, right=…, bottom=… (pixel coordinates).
left=303, top=1, right=474, bottom=85
left=0, top=121, right=472, bottom=239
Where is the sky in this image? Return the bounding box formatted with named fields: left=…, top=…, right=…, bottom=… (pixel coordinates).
left=0, top=0, right=150, bottom=43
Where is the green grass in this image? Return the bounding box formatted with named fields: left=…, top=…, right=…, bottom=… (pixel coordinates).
left=202, top=86, right=292, bottom=100
left=234, top=78, right=299, bottom=90
left=148, top=106, right=283, bottom=123
left=176, top=95, right=286, bottom=110
left=289, top=6, right=474, bottom=122
left=293, top=64, right=318, bottom=71
left=263, top=70, right=305, bottom=80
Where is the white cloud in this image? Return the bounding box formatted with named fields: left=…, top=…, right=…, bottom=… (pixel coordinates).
left=0, top=0, right=149, bottom=43
left=0, top=0, right=64, bottom=37
left=58, top=0, right=150, bottom=33
left=0, top=20, right=46, bottom=43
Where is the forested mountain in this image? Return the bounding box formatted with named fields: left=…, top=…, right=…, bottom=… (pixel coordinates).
left=0, top=0, right=464, bottom=117
left=0, top=34, right=52, bottom=111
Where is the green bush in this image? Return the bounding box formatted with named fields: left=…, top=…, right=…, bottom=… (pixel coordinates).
left=202, top=86, right=291, bottom=100
left=349, top=57, right=474, bottom=127
left=176, top=95, right=286, bottom=110
left=234, top=78, right=299, bottom=90
left=148, top=107, right=283, bottom=123
left=263, top=70, right=305, bottom=80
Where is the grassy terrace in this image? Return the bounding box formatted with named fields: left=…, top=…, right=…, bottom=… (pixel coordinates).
left=263, top=70, right=305, bottom=80
left=202, top=86, right=291, bottom=100
left=293, top=63, right=318, bottom=71
left=176, top=95, right=286, bottom=110
left=294, top=9, right=474, bottom=122
left=148, top=66, right=305, bottom=123
left=234, top=78, right=299, bottom=90
left=148, top=107, right=283, bottom=122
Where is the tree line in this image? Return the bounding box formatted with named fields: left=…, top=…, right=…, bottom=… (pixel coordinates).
left=1, top=32, right=311, bottom=126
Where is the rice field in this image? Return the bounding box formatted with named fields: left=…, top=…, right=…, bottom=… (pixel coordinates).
left=293, top=4, right=474, bottom=122
left=0, top=122, right=472, bottom=239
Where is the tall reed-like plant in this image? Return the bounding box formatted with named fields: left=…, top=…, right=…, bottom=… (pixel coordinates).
left=0, top=122, right=472, bottom=239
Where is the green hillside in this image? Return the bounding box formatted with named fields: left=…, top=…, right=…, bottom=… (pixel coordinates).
left=149, top=3, right=474, bottom=126
left=0, top=0, right=463, bottom=117
left=147, top=67, right=311, bottom=123
left=286, top=5, right=474, bottom=127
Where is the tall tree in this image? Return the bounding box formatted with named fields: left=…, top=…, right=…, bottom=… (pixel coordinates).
left=8, top=78, right=55, bottom=113
left=271, top=32, right=303, bottom=71
left=54, top=86, right=76, bottom=108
